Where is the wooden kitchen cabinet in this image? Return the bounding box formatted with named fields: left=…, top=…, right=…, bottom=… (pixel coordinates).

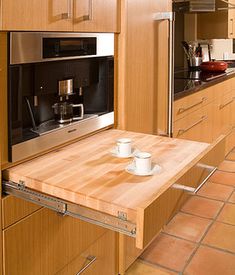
left=57, top=231, right=116, bottom=275
left=72, top=0, right=118, bottom=32
left=174, top=78, right=235, bottom=145
left=198, top=0, right=235, bottom=39
left=173, top=103, right=214, bottom=143
left=0, top=0, right=119, bottom=32
left=3, top=208, right=109, bottom=275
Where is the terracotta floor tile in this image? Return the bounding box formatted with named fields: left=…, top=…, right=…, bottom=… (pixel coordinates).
left=140, top=234, right=196, bottom=272
left=184, top=246, right=235, bottom=275
left=202, top=222, right=235, bottom=253
left=209, top=170, right=235, bottom=187
left=164, top=213, right=211, bottom=242
left=197, top=182, right=233, bottom=201
left=229, top=191, right=235, bottom=203
left=126, top=260, right=176, bottom=275
left=226, top=151, right=235, bottom=161
left=181, top=196, right=223, bottom=219
left=218, top=160, right=235, bottom=173
left=217, top=203, right=235, bottom=225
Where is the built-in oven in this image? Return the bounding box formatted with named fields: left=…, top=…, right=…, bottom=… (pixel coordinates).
left=8, top=32, right=114, bottom=162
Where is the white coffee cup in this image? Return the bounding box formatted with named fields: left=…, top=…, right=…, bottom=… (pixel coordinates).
left=133, top=152, right=152, bottom=174
left=116, top=138, right=132, bottom=157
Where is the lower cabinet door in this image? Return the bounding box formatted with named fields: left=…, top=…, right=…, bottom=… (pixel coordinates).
left=3, top=208, right=108, bottom=275
left=56, top=231, right=116, bottom=275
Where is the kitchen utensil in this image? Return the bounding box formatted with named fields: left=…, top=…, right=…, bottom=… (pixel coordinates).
left=188, top=57, right=203, bottom=69
left=200, top=61, right=228, bottom=72
left=52, top=102, right=84, bottom=123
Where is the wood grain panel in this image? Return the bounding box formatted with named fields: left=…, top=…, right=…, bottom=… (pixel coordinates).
left=136, top=134, right=225, bottom=249
left=2, top=0, right=46, bottom=31
left=117, top=0, right=171, bottom=134
left=57, top=231, right=116, bottom=275
left=46, top=0, right=73, bottom=31
left=3, top=208, right=106, bottom=275
left=0, top=33, right=8, bottom=167
left=3, top=129, right=209, bottom=249
left=2, top=196, right=41, bottom=229
left=174, top=87, right=215, bottom=122
left=3, top=130, right=209, bottom=223
left=174, top=103, right=214, bottom=143
left=73, top=0, right=118, bottom=33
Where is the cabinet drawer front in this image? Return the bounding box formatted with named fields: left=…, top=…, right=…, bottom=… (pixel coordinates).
left=174, top=104, right=213, bottom=143
left=3, top=208, right=106, bottom=275
left=2, top=195, right=41, bottom=229
left=213, top=91, right=235, bottom=139
left=56, top=231, right=116, bottom=275
left=174, top=87, right=214, bottom=121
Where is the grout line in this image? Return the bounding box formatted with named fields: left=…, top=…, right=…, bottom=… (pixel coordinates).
left=200, top=243, right=235, bottom=256
left=138, top=154, right=235, bottom=274
left=139, top=259, right=180, bottom=274
left=162, top=231, right=199, bottom=245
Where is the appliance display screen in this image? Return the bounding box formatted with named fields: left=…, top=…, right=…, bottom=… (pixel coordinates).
left=43, top=37, right=97, bottom=58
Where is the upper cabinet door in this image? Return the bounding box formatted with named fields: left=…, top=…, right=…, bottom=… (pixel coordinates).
left=73, top=0, right=119, bottom=32
left=0, top=0, right=119, bottom=32
left=198, top=0, right=235, bottom=39
left=46, top=0, right=74, bottom=31
left=1, top=0, right=47, bottom=31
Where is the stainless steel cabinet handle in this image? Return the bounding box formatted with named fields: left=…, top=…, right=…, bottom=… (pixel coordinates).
left=178, top=97, right=207, bottom=114
left=76, top=256, right=96, bottom=275
left=61, top=0, right=72, bottom=19
left=219, top=97, right=234, bottom=109
left=177, top=115, right=207, bottom=136
left=230, top=18, right=234, bottom=36
left=83, top=0, right=93, bottom=21
left=173, top=166, right=217, bottom=194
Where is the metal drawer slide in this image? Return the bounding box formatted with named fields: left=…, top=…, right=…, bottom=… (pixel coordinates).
left=2, top=180, right=136, bottom=237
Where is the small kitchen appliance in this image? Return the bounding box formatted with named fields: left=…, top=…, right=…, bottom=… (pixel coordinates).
left=8, top=32, right=114, bottom=162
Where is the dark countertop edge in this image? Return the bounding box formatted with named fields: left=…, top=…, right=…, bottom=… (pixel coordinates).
left=174, top=71, right=235, bottom=101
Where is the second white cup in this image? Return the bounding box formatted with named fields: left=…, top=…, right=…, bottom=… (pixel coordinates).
left=116, top=138, right=132, bottom=157
left=133, top=152, right=152, bottom=174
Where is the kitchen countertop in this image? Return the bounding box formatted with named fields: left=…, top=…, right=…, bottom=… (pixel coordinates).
left=4, top=129, right=209, bottom=222
left=3, top=129, right=213, bottom=248
left=174, top=68, right=235, bottom=100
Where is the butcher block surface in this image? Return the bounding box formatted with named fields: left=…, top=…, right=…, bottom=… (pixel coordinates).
left=4, top=129, right=209, bottom=222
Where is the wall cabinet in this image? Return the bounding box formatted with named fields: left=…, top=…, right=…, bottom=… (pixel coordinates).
left=198, top=0, right=235, bottom=39
left=0, top=0, right=119, bottom=32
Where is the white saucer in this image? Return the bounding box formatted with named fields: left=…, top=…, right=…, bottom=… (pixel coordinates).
left=110, top=147, right=139, bottom=158
left=125, top=163, right=162, bottom=176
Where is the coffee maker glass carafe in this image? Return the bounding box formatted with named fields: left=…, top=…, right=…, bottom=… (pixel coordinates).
left=52, top=102, right=84, bottom=123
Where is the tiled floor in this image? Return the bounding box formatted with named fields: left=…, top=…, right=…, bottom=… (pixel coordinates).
left=126, top=149, right=235, bottom=275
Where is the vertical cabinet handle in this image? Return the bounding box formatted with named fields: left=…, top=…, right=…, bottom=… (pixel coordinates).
left=61, top=0, right=72, bottom=19
left=230, top=18, right=234, bottom=36
left=76, top=256, right=96, bottom=275
left=83, top=0, right=93, bottom=21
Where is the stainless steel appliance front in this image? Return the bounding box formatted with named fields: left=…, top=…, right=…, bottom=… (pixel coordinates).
left=8, top=32, right=114, bottom=162
left=10, top=32, right=114, bottom=64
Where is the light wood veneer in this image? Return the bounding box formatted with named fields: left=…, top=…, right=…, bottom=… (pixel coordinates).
left=3, top=129, right=210, bottom=248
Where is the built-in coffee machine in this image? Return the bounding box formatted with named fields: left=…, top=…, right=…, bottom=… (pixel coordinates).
left=8, top=32, right=114, bottom=162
